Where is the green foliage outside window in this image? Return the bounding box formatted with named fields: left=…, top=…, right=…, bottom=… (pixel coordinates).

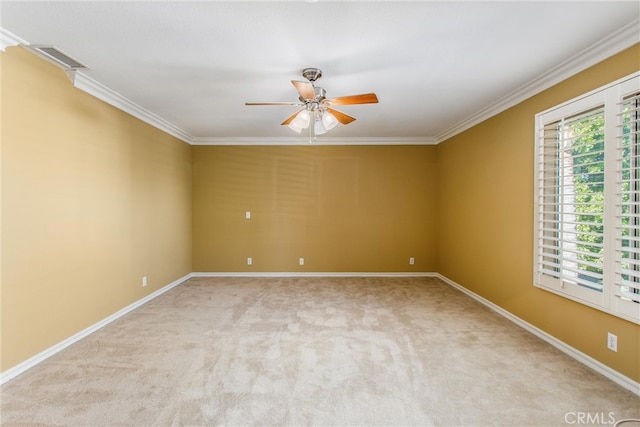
left=565, top=109, right=605, bottom=288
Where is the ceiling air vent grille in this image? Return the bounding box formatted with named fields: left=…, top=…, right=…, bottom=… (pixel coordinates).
left=28, top=45, right=88, bottom=70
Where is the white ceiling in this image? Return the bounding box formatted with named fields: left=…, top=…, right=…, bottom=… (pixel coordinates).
left=1, top=1, right=639, bottom=144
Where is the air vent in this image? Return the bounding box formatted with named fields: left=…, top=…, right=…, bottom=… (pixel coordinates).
left=27, top=45, right=88, bottom=70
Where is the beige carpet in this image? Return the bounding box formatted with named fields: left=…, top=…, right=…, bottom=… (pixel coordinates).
left=1, top=276, right=638, bottom=426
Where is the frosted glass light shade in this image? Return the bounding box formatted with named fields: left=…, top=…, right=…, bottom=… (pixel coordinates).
left=288, top=122, right=303, bottom=133
left=322, top=111, right=338, bottom=130
left=292, top=110, right=311, bottom=129
left=314, top=119, right=328, bottom=135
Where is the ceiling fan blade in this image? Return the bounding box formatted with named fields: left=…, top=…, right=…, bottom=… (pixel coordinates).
left=292, top=80, right=315, bottom=100
left=326, top=107, right=356, bottom=125
left=245, top=102, right=301, bottom=106
left=326, top=93, right=379, bottom=106
left=281, top=108, right=304, bottom=125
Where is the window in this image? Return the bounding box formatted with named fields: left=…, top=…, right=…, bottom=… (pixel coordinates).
left=534, top=72, right=640, bottom=324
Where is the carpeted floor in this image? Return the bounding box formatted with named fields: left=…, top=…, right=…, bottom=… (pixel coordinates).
left=1, top=276, right=638, bottom=426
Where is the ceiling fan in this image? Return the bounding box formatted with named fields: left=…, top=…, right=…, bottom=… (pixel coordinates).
left=245, top=68, right=378, bottom=140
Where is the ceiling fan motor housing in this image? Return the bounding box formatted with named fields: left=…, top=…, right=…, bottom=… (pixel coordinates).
left=298, top=86, right=326, bottom=104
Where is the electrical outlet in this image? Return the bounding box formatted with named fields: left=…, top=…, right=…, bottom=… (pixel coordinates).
left=607, top=332, right=617, bottom=352
left=142, top=276, right=147, bottom=287
left=245, top=211, right=251, bottom=219
left=409, top=257, right=415, bottom=265
left=247, top=257, right=252, bottom=265
left=299, top=258, right=305, bottom=266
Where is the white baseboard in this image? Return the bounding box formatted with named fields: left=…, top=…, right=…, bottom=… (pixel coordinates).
left=435, top=273, right=640, bottom=397
left=3, top=271, right=638, bottom=397
left=191, top=271, right=436, bottom=278
left=1, top=271, right=431, bottom=384
left=0, top=273, right=194, bottom=385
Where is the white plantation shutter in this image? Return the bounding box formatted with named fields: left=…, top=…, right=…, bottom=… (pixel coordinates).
left=615, top=91, right=640, bottom=306
left=538, top=121, right=562, bottom=281
left=536, top=105, right=606, bottom=305
left=534, top=72, right=640, bottom=324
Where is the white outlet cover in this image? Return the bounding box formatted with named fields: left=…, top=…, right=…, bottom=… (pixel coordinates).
left=607, top=333, right=617, bottom=352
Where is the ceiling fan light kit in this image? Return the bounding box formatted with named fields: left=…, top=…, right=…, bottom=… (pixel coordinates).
left=292, top=109, right=310, bottom=129
left=322, top=110, right=338, bottom=129
left=246, top=67, right=378, bottom=142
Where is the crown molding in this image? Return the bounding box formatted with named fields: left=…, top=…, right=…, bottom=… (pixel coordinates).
left=435, top=18, right=640, bottom=144
left=3, top=20, right=637, bottom=147
left=72, top=72, right=194, bottom=144
left=0, top=27, right=27, bottom=51
left=0, top=26, right=193, bottom=144
left=190, top=136, right=437, bottom=146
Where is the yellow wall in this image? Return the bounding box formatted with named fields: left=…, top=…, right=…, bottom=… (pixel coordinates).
left=435, top=45, right=640, bottom=382
left=193, top=145, right=437, bottom=272
left=2, top=40, right=638, bottom=385
left=1, top=47, right=193, bottom=371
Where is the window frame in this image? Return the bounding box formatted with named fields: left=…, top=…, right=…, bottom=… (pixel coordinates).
left=534, top=71, right=640, bottom=324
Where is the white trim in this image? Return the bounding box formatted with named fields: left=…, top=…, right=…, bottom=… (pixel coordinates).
left=532, top=72, right=640, bottom=325
left=0, top=271, right=432, bottom=384
left=72, top=73, right=194, bottom=144
left=191, top=271, right=436, bottom=277
left=435, top=273, right=640, bottom=397
left=535, top=71, right=640, bottom=118
left=2, top=271, right=638, bottom=396
left=0, top=27, right=27, bottom=51
left=435, top=18, right=640, bottom=144
left=190, top=136, right=437, bottom=146
left=1, top=19, right=636, bottom=146
left=64, top=14, right=640, bottom=146
left=0, top=27, right=193, bottom=144
left=0, top=273, right=193, bottom=385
